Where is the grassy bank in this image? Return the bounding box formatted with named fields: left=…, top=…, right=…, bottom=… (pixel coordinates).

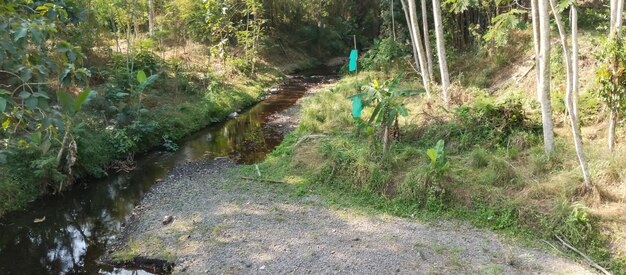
left=241, top=53, right=626, bottom=273
left=0, top=44, right=318, bottom=218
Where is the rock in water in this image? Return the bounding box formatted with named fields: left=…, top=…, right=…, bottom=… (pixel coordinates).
left=162, top=215, right=174, bottom=225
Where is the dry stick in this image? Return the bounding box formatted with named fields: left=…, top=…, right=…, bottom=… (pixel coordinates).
left=240, top=177, right=287, bottom=184
left=555, top=235, right=612, bottom=275
left=293, top=134, right=328, bottom=147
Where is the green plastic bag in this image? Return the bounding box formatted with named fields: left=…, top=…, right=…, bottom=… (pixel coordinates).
left=351, top=95, right=363, bottom=118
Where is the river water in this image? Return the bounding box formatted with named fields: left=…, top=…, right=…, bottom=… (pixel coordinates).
left=0, top=70, right=336, bottom=274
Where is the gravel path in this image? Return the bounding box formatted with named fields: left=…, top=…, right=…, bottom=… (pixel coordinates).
left=106, top=159, right=593, bottom=274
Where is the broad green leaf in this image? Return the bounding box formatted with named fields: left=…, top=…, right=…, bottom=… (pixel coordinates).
left=14, top=28, right=27, bottom=42
left=75, top=88, right=95, bottom=112
left=136, top=70, right=147, bottom=83
left=388, top=72, right=404, bottom=92
left=369, top=104, right=383, bottom=125
left=18, top=91, right=30, bottom=99
left=25, top=97, right=38, bottom=110
left=398, top=106, right=408, bottom=117
left=41, top=139, right=51, bottom=154
left=426, top=149, right=437, bottom=163
left=0, top=98, right=6, bottom=113
left=57, top=91, right=76, bottom=114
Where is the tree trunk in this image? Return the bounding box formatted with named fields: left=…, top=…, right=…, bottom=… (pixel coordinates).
left=432, top=0, right=450, bottom=106
left=531, top=0, right=541, bottom=102
left=148, top=0, right=154, bottom=36
left=549, top=0, right=592, bottom=191
left=421, top=0, right=434, bottom=79
left=617, top=0, right=625, bottom=31
left=538, top=0, right=555, bottom=153
left=611, top=0, right=617, bottom=34
left=609, top=111, right=616, bottom=151
left=404, top=0, right=431, bottom=98
left=401, top=0, right=421, bottom=72
left=110, top=17, right=121, bottom=53
left=571, top=7, right=579, bottom=120
left=132, top=0, right=138, bottom=38
left=391, top=0, right=397, bottom=41
left=609, top=0, right=624, bottom=151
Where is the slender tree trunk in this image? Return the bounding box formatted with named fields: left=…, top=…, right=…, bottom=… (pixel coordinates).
left=148, top=0, right=154, bottom=36
left=539, top=0, right=555, bottom=153
left=404, top=0, right=431, bottom=98
left=401, top=0, right=421, bottom=71
left=617, top=0, right=624, bottom=31
left=391, top=0, right=397, bottom=41
left=132, top=0, right=138, bottom=38
left=531, top=0, right=542, bottom=102
left=421, top=0, right=434, bottom=79
left=609, top=0, right=624, bottom=151
left=571, top=7, right=579, bottom=120
left=432, top=0, right=450, bottom=106
left=110, top=17, right=121, bottom=53
left=550, top=0, right=592, bottom=191
left=611, top=0, right=617, bottom=34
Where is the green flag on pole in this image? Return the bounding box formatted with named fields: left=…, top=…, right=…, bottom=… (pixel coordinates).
left=349, top=49, right=358, bottom=72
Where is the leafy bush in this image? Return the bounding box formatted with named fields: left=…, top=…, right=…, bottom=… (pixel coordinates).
left=417, top=97, right=541, bottom=151
left=361, top=38, right=409, bottom=71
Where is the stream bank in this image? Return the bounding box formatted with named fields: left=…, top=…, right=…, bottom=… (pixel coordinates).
left=0, top=69, right=336, bottom=274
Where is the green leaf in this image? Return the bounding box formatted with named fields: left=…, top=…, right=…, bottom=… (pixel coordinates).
left=369, top=104, right=383, bottom=125
left=18, top=91, right=30, bottom=99
left=14, top=28, right=27, bottom=42
left=57, top=91, right=76, bottom=114
left=136, top=70, right=147, bottom=84
left=2, top=119, right=10, bottom=131
left=426, top=149, right=437, bottom=163
left=388, top=72, right=405, bottom=92
left=25, top=97, right=38, bottom=110
left=75, top=88, right=95, bottom=112
left=0, top=98, right=6, bottom=113
left=398, top=106, right=408, bottom=117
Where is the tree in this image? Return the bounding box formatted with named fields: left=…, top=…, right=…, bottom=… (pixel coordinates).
left=401, top=0, right=431, bottom=98
left=531, top=0, right=542, bottom=102
left=608, top=0, right=624, bottom=151
left=421, top=0, right=434, bottom=78
left=432, top=0, right=450, bottom=106
left=549, top=0, right=591, bottom=191
left=537, top=0, right=555, bottom=154
left=148, top=0, right=154, bottom=36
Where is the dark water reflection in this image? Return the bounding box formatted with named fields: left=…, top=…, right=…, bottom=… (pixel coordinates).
left=0, top=70, right=336, bottom=274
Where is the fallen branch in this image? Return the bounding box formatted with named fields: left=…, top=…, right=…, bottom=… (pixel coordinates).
left=240, top=176, right=287, bottom=184
left=555, top=235, right=612, bottom=275
left=517, top=62, right=536, bottom=83
left=542, top=239, right=563, bottom=255
left=294, top=134, right=328, bottom=147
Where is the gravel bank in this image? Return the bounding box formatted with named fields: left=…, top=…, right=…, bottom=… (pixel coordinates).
left=104, top=158, right=593, bottom=274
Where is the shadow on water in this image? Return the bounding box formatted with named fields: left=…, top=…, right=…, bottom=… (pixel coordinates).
left=0, top=68, right=337, bottom=274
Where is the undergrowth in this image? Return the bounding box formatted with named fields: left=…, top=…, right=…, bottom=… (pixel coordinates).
left=241, top=73, right=626, bottom=273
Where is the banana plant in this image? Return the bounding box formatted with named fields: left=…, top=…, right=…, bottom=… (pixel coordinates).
left=54, top=88, right=95, bottom=191
left=349, top=73, right=424, bottom=152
